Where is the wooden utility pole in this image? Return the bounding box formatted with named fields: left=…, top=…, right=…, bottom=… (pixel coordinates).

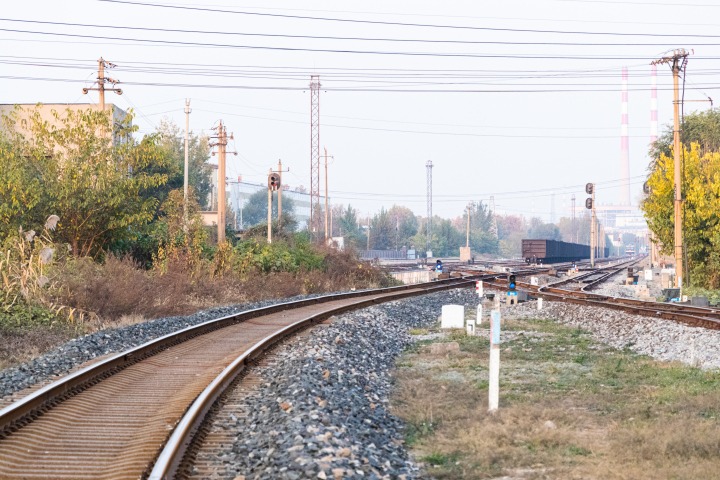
left=653, top=49, right=689, bottom=288
left=82, top=58, right=122, bottom=111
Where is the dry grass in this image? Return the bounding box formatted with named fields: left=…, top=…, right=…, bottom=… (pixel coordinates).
left=393, top=318, right=720, bottom=479
left=0, top=327, right=73, bottom=371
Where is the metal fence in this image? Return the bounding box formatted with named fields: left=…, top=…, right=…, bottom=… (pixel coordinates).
left=359, top=250, right=407, bottom=260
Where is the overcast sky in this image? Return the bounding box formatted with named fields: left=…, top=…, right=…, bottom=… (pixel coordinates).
left=1, top=0, right=717, bottom=221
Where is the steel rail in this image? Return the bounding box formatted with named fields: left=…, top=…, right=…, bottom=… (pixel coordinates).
left=486, top=258, right=720, bottom=330
left=147, top=279, right=474, bottom=480
left=0, top=275, right=493, bottom=438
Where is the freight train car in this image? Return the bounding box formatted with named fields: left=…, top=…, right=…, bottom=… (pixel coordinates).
left=522, top=239, right=591, bottom=264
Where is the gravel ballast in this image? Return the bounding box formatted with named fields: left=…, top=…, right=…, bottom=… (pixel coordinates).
left=0, top=292, right=348, bottom=399
left=202, top=288, right=481, bottom=480
left=514, top=299, right=720, bottom=368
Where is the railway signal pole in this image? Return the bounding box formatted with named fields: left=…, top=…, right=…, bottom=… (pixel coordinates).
left=652, top=50, right=689, bottom=288
left=586, top=183, right=595, bottom=267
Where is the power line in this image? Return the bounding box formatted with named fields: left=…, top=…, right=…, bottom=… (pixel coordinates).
left=3, top=27, right=715, bottom=60
left=2, top=74, right=719, bottom=93
left=99, top=0, right=720, bottom=38
left=3, top=18, right=720, bottom=47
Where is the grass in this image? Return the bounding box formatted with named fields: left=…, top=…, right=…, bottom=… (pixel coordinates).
left=392, top=315, right=720, bottom=479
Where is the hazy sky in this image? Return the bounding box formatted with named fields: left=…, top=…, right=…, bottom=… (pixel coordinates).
left=1, top=0, right=717, bottom=221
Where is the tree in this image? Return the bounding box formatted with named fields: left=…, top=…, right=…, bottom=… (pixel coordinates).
left=650, top=107, right=720, bottom=162
left=388, top=205, right=418, bottom=248
left=642, top=143, right=720, bottom=287
left=241, top=189, right=295, bottom=228
left=369, top=208, right=394, bottom=250
left=528, top=221, right=562, bottom=241
left=152, top=119, right=213, bottom=210
left=337, top=205, right=364, bottom=248
left=0, top=105, right=170, bottom=257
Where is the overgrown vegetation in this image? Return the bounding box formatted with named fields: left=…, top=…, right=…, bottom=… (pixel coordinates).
left=394, top=316, right=720, bottom=479
left=0, top=105, right=396, bottom=370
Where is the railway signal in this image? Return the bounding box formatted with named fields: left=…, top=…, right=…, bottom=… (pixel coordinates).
left=508, top=274, right=516, bottom=291
left=643, top=181, right=651, bottom=195
left=585, top=198, right=593, bottom=209
left=585, top=183, right=594, bottom=195
left=268, top=172, right=281, bottom=191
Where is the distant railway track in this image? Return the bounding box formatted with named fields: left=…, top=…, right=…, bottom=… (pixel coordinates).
left=0, top=269, right=555, bottom=480
left=485, top=258, right=720, bottom=331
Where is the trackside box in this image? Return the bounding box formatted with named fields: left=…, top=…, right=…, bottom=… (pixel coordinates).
left=522, top=239, right=591, bottom=264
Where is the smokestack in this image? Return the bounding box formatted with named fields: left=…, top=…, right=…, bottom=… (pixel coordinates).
left=620, top=67, right=631, bottom=206
left=651, top=64, right=658, bottom=144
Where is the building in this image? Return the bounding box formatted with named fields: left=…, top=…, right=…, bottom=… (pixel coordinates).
left=0, top=103, right=130, bottom=146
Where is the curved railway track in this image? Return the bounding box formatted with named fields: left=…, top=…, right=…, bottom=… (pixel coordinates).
left=2, top=271, right=550, bottom=480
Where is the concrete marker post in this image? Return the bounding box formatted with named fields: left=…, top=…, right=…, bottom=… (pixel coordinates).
left=476, top=304, right=482, bottom=325
left=489, top=310, right=501, bottom=412
left=537, top=298, right=543, bottom=310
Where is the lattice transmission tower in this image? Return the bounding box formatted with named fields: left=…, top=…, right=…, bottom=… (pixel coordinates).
left=310, top=75, right=321, bottom=233
left=426, top=160, right=433, bottom=255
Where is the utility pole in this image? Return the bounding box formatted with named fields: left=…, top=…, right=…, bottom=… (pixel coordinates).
left=324, top=148, right=333, bottom=244
left=82, top=58, right=122, bottom=111
left=466, top=203, right=471, bottom=248
left=367, top=215, right=370, bottom=251
left=571, top=194, right=576, bottom=243
left=184, top=99, right=191, bottom=203
left=591, top=187, right=596, bottom=266
left=268, top=168, right=273, bottom=244
left=653, top=49, right=689, bottom=288
left=209, top=121, right=236, bottom=244
left=278, top=160, right=282, bottom=224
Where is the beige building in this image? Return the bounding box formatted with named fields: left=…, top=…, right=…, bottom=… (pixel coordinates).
left=0, top=103, right=130, bottom=146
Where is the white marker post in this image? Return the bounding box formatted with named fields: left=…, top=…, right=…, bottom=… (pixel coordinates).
left=476, top=280, right=483, bottom=297
left=537, top=298, right=544, bottom=310
left=489, top=310, right=501, bottom=412
left=476, top=303, right=482, bottom=325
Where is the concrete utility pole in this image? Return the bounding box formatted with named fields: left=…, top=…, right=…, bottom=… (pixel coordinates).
left=278, top=160, right=282, bottom=225
left=324, top=148, right=332, bottom=244
left=653, top=49, right=689, bottom=288
left=268, top=169, right=273, bottom=244
left=218, top=123, right=227, bottom=244
left=184, top=99, right=191, bottom=202
left=466, top=203, right=471, bottom=248
left=426, top=160, right=433, bottom=257
left=209, top=121, right=235, bottom=244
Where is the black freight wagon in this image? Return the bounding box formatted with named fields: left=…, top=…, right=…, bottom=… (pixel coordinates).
left=522, top=239, right=591, bottom=264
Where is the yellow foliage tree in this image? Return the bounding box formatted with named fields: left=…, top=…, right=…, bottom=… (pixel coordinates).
left=642, top=143, right=720, bottom=287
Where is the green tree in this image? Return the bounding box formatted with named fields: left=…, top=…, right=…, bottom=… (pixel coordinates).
left=650, top=107, right=720, bottom=161
left=241, top=189, right=295, bottom=228
left=1, top=105, right=170, bottom=257
left=528, top=222, right=562, bottom=241
left=388, top=205, right=418, bottom=248
left=337, top=204, right=364, bottom=248
left=151, top=119, right=213, bottom=210
left=369, top=208, right=394, bottom=250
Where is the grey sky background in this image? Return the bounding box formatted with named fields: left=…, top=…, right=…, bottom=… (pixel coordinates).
left=1, top=0, right=717, bottom=221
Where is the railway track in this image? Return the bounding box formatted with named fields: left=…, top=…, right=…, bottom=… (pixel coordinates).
left=1, top=271, right=552, bottom=480
left=486, top=258, right=720, bottom=331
